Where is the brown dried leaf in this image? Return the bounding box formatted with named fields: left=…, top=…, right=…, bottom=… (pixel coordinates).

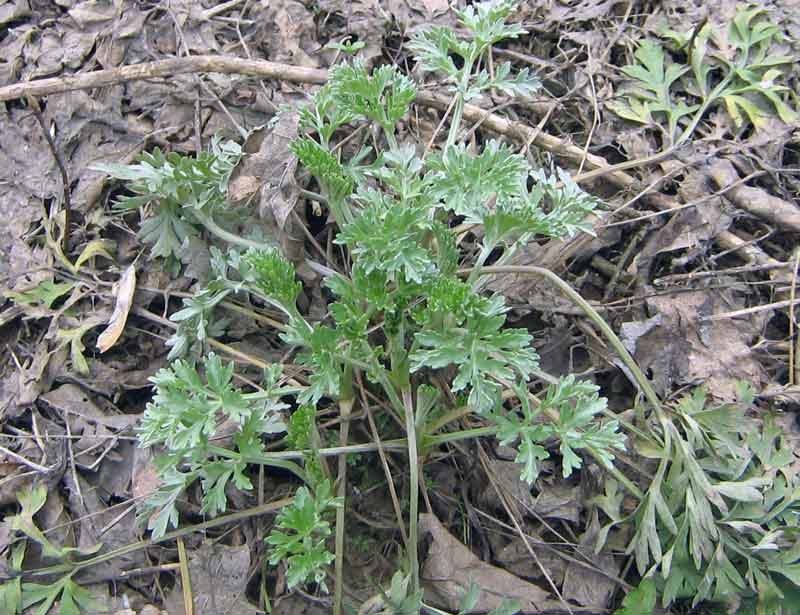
left=478, top=458, right=535, bottom=520
left=419, top=513, right=565, bottom=613
left=625, top=286, right=765, bottom=400
left=164, top=542, right=258, bottom=615
left=561, top=512, right=620, bottom=607
left=495, top=536, right=567, bottom=584
left=97, top=264, right=136, bottom=353
left=257, top=110, right=301, bottom=231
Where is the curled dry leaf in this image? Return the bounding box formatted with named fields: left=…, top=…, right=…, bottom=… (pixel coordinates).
left=624, top=286, right=765, bottom=400
left=97, top=264, right=136, bottom=353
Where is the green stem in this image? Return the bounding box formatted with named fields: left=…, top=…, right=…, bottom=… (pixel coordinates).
left=587, top=446, right=644, bottom=500
left=426, top=404, right=473, bottom=435
left=384, top=127, right=398, bottom=150
left=467, top=241, right=496, bottom=287
left=675, top=73, right=733, bottom=146
left=242, top=387, right=304, bottom=401
left=333, top=371, right=354, bottom=615
left=426, top=425, right=500, bottom=447
left=402, top=386, right=420, bottom=595
left=208, top=446, right=308, bottom=483
left=464, top=265, right=664, bottom=419
left=445, top=95, right=465, bottom=149
left=193, top=210, right=271, bottom=251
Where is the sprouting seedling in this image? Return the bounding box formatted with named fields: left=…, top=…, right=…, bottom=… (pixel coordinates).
left=324, top=37, right=366, bottom=56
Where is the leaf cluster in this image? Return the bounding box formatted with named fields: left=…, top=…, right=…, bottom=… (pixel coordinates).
left=407, top=0, right=539, bottom=100
left=616, top=386, right=800, bottom=613
left=92, top=136, right=242, bottom=262
left=138, top=353, right=287, bottom=535
left=494, top=377, right=625, bottom=483
left=0, top=485, right=102, bottom=615
left=610, top=5, right=798, bottom=144
left=266, top=480, right=343, bottom=592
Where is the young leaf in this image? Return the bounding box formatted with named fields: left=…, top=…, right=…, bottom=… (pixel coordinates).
left=613, top=578, right=656, bottom=615
left=336, top=190, right=436, bottom=284
left=427, top=140, right=528, bottom=221
left=545, top=376, right=625, bottom=477
left=290, top=137, right=354, bottom=206
left=56, top=319, right=102, bottom=376
left=455, top=0, right=526, bottom=51
left=412, top=293, right=539, bottom=413
left=92, top=137, right=242, bottom=262
left=329, top=60, right=416, bottom=132
left=239, top=247, right=302, bottom=315
left=266, top=480, right=343, bottom=593
left=5, top=281, right=75, bottom=309
left=22, top=573, right=100, bottom=615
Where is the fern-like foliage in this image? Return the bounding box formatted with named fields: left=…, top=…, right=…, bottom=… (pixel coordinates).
left=266, top=480, right=343, bottom=593
left=92, top=137, right=242, bottom=262
left=137, top=354, right=287, bottom=535
left=493, top=377, right=625, bottom=483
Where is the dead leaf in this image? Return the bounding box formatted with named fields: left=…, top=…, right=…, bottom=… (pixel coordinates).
left=64, top=470, right=143, bottom=574
left=562, top=512, right=620, bottom=607
left=257, top=110, right=301, bottom=231
left=68, top=1, right=117, bottom=28
left=164, top=542, right=258, bottom=615
left=40, top=383, right=137, bottom=431
left=15, top=345, right=66, bottom=409
left=257, top=0, right=319, bottom=68
left=532, top=483, right=582, bottom=523
left=132, top=446, right=161, bottom=501
left=97, top=440, right=135, bottom=498
left=625, top=285, right=765, bottom=400
left=478, top=458, right=535, bottom=520
left=535, top=0, right=628, bottom=24
left=38, top=488, right=74, bottom=553
left=633, top=166, right=733, bottom=281
left=0, top=0, right=29, bottom=25
left=97, top=264, right=137, bottom=352
left=495, top=536, right=567, bottom=584
left=419, top=513, right=566, bottom=613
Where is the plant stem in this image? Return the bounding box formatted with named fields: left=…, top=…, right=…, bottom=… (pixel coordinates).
left=427, top=425, right=499, bottom=446
left=467, top=241, right=496, bottom=287
left=208, top=446, right=309, bottom=483
left=384, top=127, right=398, bottom=150
left=333, top=375, right=354, bottom=615
left=463, top=265, right=664, bottom=418
left=587, top=446, right=644, bottom=500
left=445, top=95, right=465, bottom=149
left=193, top=210, right=273, bottom=251
left=402, top=386, right=420, bottom=595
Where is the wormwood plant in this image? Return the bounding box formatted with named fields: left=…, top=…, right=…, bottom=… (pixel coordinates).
left=88, top=1, right=800, bottom=614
